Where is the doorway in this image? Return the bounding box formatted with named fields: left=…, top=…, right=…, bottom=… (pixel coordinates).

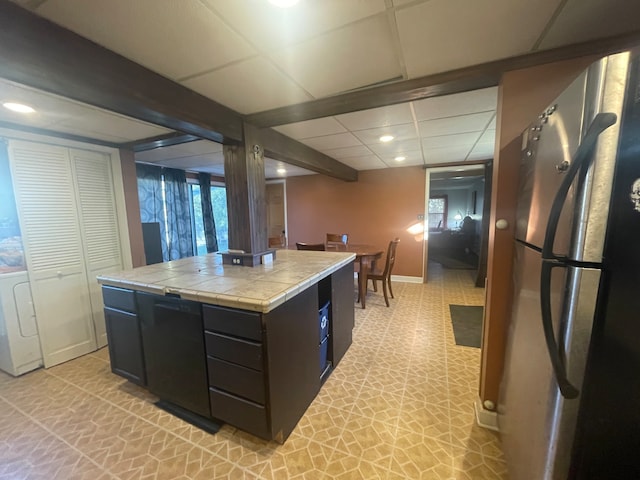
left=424, top=164, right=491, bottom=286
left=266, top=180, right=287, bottom=246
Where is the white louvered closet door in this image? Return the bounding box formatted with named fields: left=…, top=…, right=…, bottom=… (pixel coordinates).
left=8, top=140, right=96, bottom=367
left=70, top=148, right=124, bottom=348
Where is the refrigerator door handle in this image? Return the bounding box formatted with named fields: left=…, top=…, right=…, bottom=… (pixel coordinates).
left=541, top=112, right=617, bottom=261
left=540, top=261, right=579, bottom=399
left=539, top=112, right=616, bottom=400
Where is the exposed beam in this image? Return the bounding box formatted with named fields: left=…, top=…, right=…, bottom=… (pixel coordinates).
left=0, top=1, right=243, bottom=143
left=259, top=128, right=358, bottom=182
left=0, top=120, right=120, bottom=148
left=121, top=133, right=201, bottom=153
left=246, top=30, right=640, bottom=128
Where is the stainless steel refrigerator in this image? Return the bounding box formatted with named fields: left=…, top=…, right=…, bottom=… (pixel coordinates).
left=499, top=50, right=640, bottom=479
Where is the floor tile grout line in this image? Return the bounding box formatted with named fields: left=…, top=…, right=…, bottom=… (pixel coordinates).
left=41, top=368, right=256, bottom=475
left=0, top=394, right=118, bottom=480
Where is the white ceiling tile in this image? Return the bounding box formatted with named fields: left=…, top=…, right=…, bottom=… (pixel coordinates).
left=478, top=129, right=497, bottom=144
left=56, top=110, right=171, bottom=142
left=37, top=0, right=256, bottom=80
left=143, top=152, right=225, bottom=170
left=204, top=0, right=387, bottom=51
left=182, top=57, right=312, bottom=114
left=352, top=123, right=418, bottom=146
left=300, top=132, right=362, bottom=151
left=265, top=158, right=315, bottom=179
left=322, top=145, right=375, bottom=159
left=413, top=88, right=498, bottom=120
left=467, top=146, right=495, bottom=161
left=270, top=15, right=402, bottom=98
left=336, top=103, right=414, bottom=131
left=418, top=112, right=494, bottom=138
left=338, top=155, right=388, bottom=170
left=50, top=124, right=131, bottom=143
left=487, top=114, right=497, bottom=130
left=368, top=138, right=421, bottom=156
left=396, top=0, right=562, bottom=78
left=538, top=0, right=640, bottom=49
left=135, top=140, right=223, bottom=163
left=193, top=164, right=225, bottom=176
left=377, top=150, right=424, bottom=166
left=273, top=117, right=346, bottom=139
left=422, top=132, right=480, bottom=150
left=423, top=145, right=472, bottom=164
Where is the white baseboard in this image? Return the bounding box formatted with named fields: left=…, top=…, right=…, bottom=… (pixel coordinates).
left=391, top=275, right=423, bottom=283
left=474, top=397, right=499, bottom=431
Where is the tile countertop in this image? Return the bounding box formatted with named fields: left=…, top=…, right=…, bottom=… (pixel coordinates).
left=97, top=249, right=356, bottom=313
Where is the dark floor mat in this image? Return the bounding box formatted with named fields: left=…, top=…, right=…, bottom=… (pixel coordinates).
left=430, top=250, right=478, bottom=269
left=449, top=304, right=483, bottom=348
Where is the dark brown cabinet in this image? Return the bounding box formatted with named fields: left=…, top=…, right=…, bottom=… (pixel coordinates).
left=101, top=262, right=354, bottom=443
left=102, top=286, right=145, bottom=386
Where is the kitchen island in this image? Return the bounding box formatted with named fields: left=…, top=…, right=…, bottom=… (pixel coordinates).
left=97, top=250, right=355, bottom=443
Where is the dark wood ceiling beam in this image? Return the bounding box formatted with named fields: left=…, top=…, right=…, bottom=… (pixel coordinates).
left=258, top=128, right=358, bottom=182
left=121, top=133, right=201, bottom=152
left=246, top=30, right=640, bottom=128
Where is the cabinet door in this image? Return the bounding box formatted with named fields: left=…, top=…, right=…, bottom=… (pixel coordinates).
left=104, top=307, right=145, bottom=385
left=71, top=148, right=123, bottom=348
left=9, top=140, right=96, bottom=367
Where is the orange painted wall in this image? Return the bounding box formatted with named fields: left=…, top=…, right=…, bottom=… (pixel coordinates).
left=286, top=166, right=426, bottom=278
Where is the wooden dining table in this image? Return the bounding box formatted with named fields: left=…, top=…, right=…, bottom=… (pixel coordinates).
left=326, top=243, right=383, bottom=309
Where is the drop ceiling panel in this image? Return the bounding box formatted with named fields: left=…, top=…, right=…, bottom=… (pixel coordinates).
left=352, top=123, right=418, bottom=145
left=37, top=0, right=256, bottom=80
left=270, top=15, right=402, bottom=98
left=183, top=57, right=312, bottom=114
left=478, top=129, right=497, bottom=144
left=336, top=103, right=414, bottom=131
left=322, top=145, right=375, bottom=159
left=413, top=88, right=498, bottom=121
left=273, top=117, right=347, bottom=139
left=418, top=111, right=493, bottom=138
left=538, top=0, right=640, bottom=49
left=135, top=140, right=222, bottom=163
left=265, top=160, right=315, bottom=179
left=300, top=132, right=362, bottom=151
left=396, top=0, right=562, bottom=78
left=423, top=145, right=473, bottom=164
left=194, top=164, right=225, bottom=176
left=204, top=0, right=387, bottom=51
left=422, top=132, right=480, bottom=150
left=55, top=110, right=171, bottom=142
left=146, top=152, right=225, bottom=170
left=367, top=138, right=421, bottom=156
left=338, top=155, right=388, bottom=170
left=377, top=150, right=424, bottom=167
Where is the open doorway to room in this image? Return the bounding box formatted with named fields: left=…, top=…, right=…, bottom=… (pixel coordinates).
left=266, top=180, right=288, bottom=248
left=425, top=163, right=491, bottom=286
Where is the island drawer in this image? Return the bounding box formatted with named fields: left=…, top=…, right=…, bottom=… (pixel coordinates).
left=203, top=304, right=262, bottom=341
left=102, top=286, right=136, bottom=313
left=209, top=387, right=269, bottom=440
left=205, top=331, right=263, bottom=371
left=207, top=356, right=265, bottom=404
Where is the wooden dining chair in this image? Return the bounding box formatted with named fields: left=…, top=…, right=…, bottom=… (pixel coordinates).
left=326, top=233, right=348, bottom=248
left=296, top=242, right=326, bottom=251
left=365, top=238, right=400, bottom=307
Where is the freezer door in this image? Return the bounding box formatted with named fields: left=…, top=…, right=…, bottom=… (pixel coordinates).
left=516, top=70, right=588, bottom=252
left=498, top=243, right=599, bottom=480
left=517, top=53, right=629, bottom=262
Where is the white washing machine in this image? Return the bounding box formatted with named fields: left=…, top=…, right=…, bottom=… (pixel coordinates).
left=0, top=271, right=42, bottom=376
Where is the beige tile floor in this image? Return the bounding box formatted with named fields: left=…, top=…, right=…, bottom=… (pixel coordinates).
left=0, top=263, right=507, bottom=480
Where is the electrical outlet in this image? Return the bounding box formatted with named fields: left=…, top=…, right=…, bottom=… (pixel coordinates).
left=417, top=214, right=424, bottom=220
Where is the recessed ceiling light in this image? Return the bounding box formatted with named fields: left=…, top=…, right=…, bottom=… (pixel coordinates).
left=394, top=156, right=406, bottom=162
left=379, top=135, right=394, bottom=143
left=3, top=102, right=35, bottom=114
left=277, top=168, right=287, bottom=174
left=267, top=0, right=300, bottom=7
